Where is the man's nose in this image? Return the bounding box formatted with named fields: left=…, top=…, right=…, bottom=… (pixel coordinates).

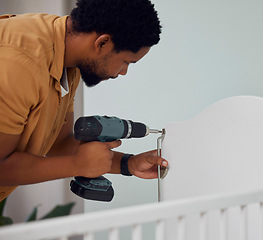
left=119, top=65, right=129, bottom=76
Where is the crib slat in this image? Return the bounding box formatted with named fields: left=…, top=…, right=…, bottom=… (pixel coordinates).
left=260, top=202, right=263, bottom=240
left=199, top=212, right=207, bottom=240
left=240, top=205, right=248, bottom=240
left=83, top=232, right=94, bottom=240
left=109, top=227, right=119, bottom=240
left=132, top=224, right=142, bottom=240
left=2, top=188, right=263, bottom=240
left=177, top=216, right=186, bottom=240
left=220, top=209, right=228, bottom=240
left=155, top=220, right=165, bottom=240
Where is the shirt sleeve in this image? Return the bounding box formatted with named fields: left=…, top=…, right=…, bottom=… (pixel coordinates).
left=0, top=47, right=40, bottom=134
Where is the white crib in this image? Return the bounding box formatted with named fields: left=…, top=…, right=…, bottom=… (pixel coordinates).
left=0, top=188, right=263, bottom=240
left=1, top=96, right=263, bottom=240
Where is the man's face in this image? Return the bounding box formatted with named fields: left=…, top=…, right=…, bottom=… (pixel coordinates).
left=77, top=47, right=150, bottom=87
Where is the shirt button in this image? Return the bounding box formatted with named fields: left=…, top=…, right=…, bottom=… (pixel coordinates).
left=0, top=192, right=6, bottom=198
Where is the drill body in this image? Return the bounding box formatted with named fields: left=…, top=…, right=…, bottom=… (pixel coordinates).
left=70, top=115, right=153, bottom=202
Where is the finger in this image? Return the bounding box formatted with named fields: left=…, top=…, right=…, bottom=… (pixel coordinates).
left=161, top=159, right=168, bottom=167
left=146, top=155, right=168, bottom=167
left=105, top=140, right=122, bottom=149
left=147, top=149, right=158, bottom=155
left=146, top=149, right=163, bottom=156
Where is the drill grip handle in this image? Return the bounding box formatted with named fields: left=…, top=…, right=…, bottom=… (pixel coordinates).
left=71, top=116, right=118, bottom=201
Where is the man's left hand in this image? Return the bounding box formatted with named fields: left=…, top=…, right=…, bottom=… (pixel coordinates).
left=128, top=150, right=168, bottom=179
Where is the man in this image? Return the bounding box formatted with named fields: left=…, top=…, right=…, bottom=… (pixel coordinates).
left=0, top=0, right=168, bottom=202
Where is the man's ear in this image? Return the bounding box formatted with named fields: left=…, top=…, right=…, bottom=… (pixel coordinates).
left=94, top=34, right=113, bottom=53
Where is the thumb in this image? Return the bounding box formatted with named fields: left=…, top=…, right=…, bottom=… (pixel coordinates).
left=105, top=140, right=122, bottom=149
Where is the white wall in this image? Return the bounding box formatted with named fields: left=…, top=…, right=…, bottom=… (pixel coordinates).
left=0, top=0, right=65, bottom=15
left=82, top=0, right=263, bottom=219
left=0, top=0, right=84, bottom=223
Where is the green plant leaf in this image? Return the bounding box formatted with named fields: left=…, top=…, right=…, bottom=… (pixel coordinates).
left=26, top=206, right=38, bottom=222
left=0, top=216, right=13, bottom=226
left=41, top=202, right=75, bottom=220
left=0, top=198, right=7, bottom=216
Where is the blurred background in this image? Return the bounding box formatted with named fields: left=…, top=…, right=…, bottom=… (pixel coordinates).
left=1, top=0, right=263, bottom=239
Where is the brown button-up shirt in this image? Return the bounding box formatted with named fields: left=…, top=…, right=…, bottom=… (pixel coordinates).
left=0, top=13, right=80, bottom=201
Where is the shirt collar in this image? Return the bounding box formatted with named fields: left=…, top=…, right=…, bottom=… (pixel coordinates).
left=60, top=68, right=69, bottom=97
left=49, top=15, right=68, bottom=82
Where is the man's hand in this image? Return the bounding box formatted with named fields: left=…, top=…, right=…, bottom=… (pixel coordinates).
left=74, top=140, right=122, bottom=178
left=128, top=150, right=168, bottom=179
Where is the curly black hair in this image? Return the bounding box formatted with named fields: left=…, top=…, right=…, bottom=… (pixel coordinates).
left=70, top=0, right=162, bottom=53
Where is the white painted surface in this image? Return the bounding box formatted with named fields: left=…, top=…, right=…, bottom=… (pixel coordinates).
left=1, top=187, right=263, bottom=240
left=161, top=96, right=263, bottom=240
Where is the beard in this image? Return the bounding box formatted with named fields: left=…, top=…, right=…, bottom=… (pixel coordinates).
left=77, top=55, right=112, bottom=87
left=78, top=64, right=103, bottom=87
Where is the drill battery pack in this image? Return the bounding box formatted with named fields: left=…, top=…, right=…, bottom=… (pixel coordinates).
left=70, top=176, right=114, bottom=202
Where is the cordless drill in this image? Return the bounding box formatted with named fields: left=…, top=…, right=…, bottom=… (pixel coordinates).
left=70, top=115, right=161, bottom=202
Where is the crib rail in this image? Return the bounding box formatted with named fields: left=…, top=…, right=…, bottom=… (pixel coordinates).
left=1, top=188, right=263, bottom=240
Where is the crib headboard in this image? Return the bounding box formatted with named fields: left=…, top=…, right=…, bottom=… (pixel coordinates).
left=160, top=95, right=263, bottom=240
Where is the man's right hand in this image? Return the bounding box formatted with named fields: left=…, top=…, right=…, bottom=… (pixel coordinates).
left=74, top=140, right=122, bottom=178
